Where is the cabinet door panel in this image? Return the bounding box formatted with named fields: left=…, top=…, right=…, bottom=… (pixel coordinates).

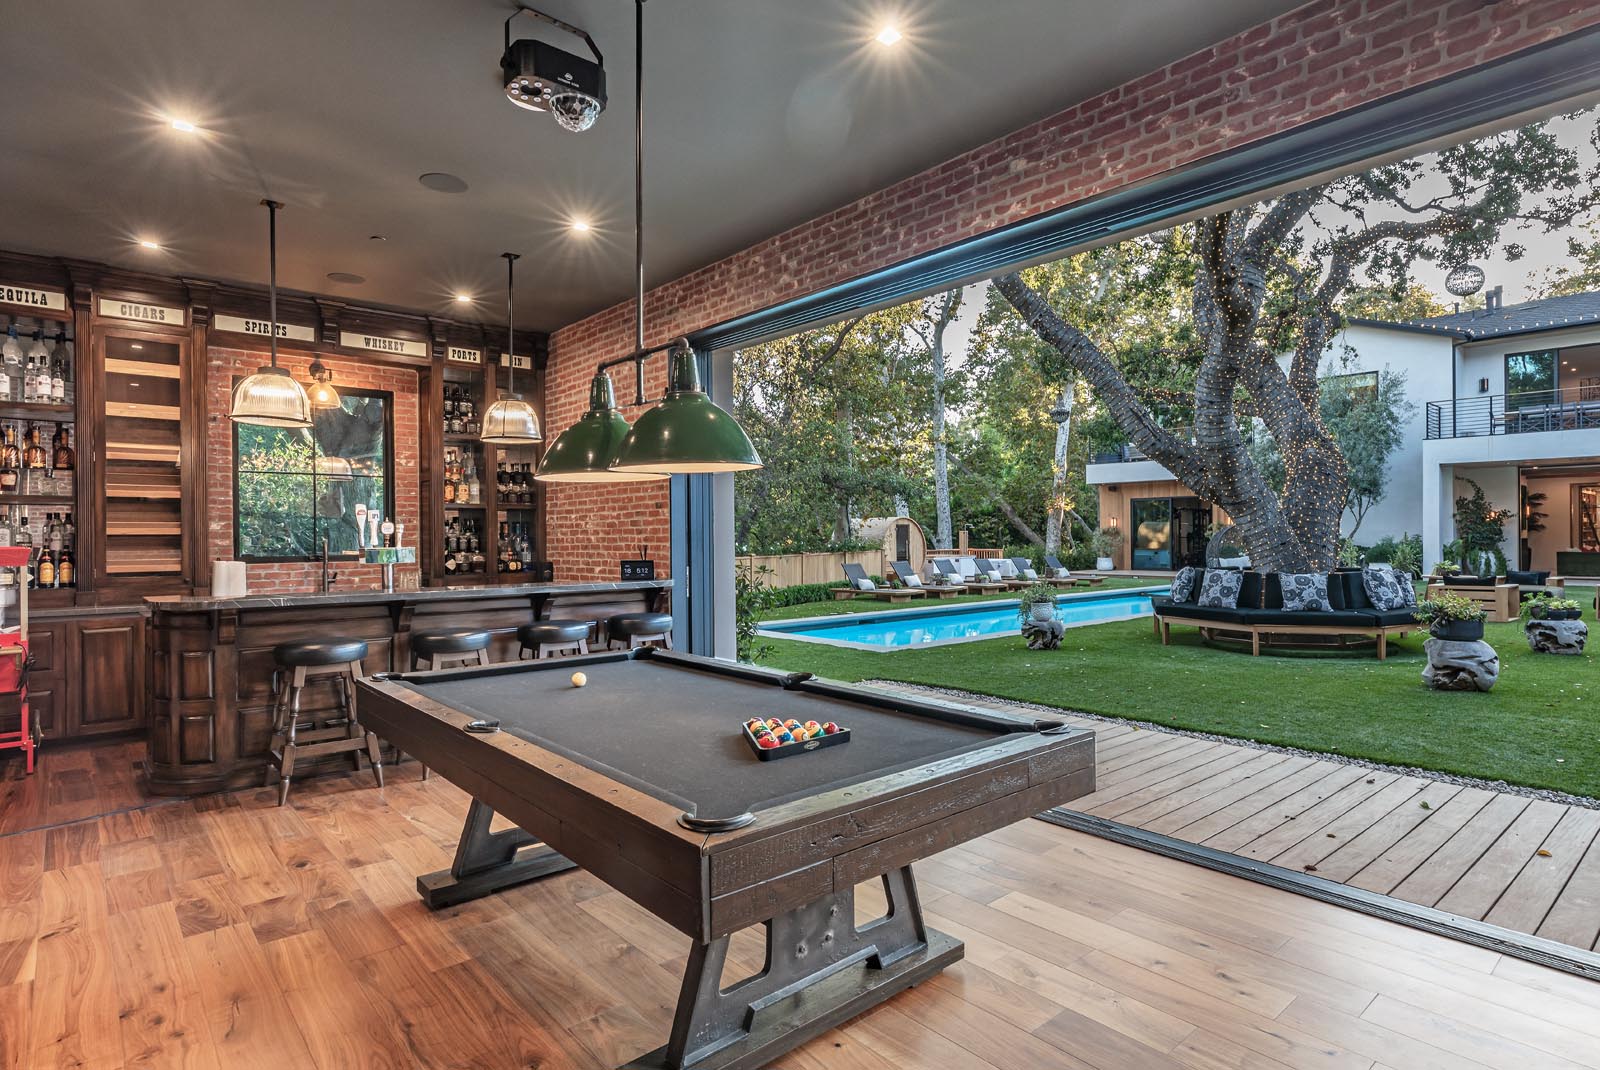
left=75, top=618, right=145, bottom=734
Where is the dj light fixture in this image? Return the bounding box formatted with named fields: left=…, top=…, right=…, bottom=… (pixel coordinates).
left=501, top=5, right=607, bottom=133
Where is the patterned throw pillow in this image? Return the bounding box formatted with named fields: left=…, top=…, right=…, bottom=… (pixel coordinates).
left=1170, top=566, right=1199, bottom=602
left=1197, top=569, right=1243, bottom=608
left=1392, top=570, right=1418, bottom=607
left=1361, top=567, right=1407, bottom=611
left=1279, top=573, right=1330, bottom=612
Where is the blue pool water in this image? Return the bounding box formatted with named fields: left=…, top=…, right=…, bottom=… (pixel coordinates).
left=760, top=590, right=1156, bottom=650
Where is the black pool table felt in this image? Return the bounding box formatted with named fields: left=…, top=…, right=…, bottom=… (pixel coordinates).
left=391, top=659, right=1008, bottom=820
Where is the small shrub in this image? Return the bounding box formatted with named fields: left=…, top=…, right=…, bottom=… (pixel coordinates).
left=1415, top=590, right=1486, bottom=626
left=1064, top=544, right=1097, bottom=570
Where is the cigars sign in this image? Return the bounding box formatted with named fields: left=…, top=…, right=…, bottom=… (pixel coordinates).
left=98, top=297, right=187, bottom=326
left=0, top=284, right=67, bottom=312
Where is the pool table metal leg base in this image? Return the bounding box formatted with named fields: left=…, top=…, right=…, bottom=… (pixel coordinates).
left=418, top=798, right=577, bottom=910
left=625, top=866, right=961, bottom=1070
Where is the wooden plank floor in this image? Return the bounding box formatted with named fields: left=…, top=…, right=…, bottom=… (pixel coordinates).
left=4, top=742, right=1600, bottom=1068
left=899, top=686, right=1600, bottom=955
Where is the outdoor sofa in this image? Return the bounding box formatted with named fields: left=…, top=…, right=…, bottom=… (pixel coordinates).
left=1150, top=568, right=1417, bottom=660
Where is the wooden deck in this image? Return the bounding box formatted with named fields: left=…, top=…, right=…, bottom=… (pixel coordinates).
left=907, top=687, right=1600, bottom=955
left=4, top=739, right=1600, bottom=1069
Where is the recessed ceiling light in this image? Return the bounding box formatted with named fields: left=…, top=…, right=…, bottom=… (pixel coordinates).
left=326, top=271, right=366, bottom=285
left=418, top=172, right=469, bottom=194
left=570, top=219, right=591, bottom=233
left=875, top=25, right=902, bottom=46
left=169, top=118, right=200, bottom=134
left=455, top=292, right=473, bottom=303
left=138, top=239, right=162, bottom=250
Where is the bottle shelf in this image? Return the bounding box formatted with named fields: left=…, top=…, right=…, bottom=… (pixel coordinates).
left=444, top=502, right=486, bottom=511
left=0, top=403, right=73, bottom=420
left=0, top=493, right=74, bottom=504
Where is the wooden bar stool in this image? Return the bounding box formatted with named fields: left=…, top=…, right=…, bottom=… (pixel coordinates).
left=605, top=612, right=673, bottom=650
left=265, top=638, right=382, bottom=806
left=517, top=620, right=592, bottom=659
left=410, top=628, right=492, bottom=670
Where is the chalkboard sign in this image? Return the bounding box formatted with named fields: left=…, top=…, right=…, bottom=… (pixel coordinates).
left=621, top=559, right=655, bottom=581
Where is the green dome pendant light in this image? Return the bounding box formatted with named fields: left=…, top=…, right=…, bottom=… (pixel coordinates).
left=479, top=252, right=543, bottom=446
left=229, top=200, right=313, bottom=427
left=535, top=0, right=761, bottom=481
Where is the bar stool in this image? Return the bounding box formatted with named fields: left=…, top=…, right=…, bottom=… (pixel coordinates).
left=517, top=620, right=592, bottom=659
left=410, top=628, right=492, bottom=671
left=606, top=612, right=673, bottom=650
left=265, top=638, right=382, bottom=807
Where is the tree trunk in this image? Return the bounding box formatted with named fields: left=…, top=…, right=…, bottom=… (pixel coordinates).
left=1044, top=385, right=1073, bottom=555
left=928, top=289, right=961, bottom=550
left=833, top=396, right=854, bottom=543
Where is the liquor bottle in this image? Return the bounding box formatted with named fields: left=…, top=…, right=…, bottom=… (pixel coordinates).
left=467, top=462, right=481, bottom=505
left=0, top=508, right=11, bottom=547
left=1, top=326, right=20, bottom=399
left=52, top=332, right=71, bottom=405
left=51, top=425, right=73, bottom=470
left=26, top=331, right=48, bottom=402
left=36, top=546, right=54, bottom=589
left=49, top=346, right=64, bottom=403
left=23, top=425, right=46, bottom=470
left=58, top=546, right=74, bottom=588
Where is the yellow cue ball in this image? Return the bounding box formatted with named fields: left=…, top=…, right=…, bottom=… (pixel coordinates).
left=570, top=672, right=588, bottom=688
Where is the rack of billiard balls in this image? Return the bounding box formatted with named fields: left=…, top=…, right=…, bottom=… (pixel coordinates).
left=742, top=717, right=850, bottom=760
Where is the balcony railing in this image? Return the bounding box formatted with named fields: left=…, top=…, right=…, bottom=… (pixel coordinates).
left=1426, top=388, right=1600, bottom=439
left=1091, top=427, right=1193, bottom=464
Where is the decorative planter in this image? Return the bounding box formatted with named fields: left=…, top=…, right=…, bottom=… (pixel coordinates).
left=1028, top=602, right=1056, bottom=623
left=1096, top=556, right=1114, bottom=571
left=1429, top=619, right=1484, bottom=642
left=1549, top=608, right=1582, bottom=621
left=1423, top=637, right=1499, bottom=691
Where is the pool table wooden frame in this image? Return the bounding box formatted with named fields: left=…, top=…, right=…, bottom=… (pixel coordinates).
left=356, top=649, right=1094, bottom=1070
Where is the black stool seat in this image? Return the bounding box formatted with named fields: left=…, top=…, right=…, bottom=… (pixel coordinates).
left=518, top=620, right=592, bottom=646
left=607, top=612, right=672, bottom=638
left=412, top=628, right=492, bottom=657
left=274, top=638, right=369, bottom=667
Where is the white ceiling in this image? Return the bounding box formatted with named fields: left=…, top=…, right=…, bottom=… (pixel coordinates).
left=1, top=0, right=1304, bottom=332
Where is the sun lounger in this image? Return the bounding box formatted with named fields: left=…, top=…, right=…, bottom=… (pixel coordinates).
left=1044, top=554, right=1104, bottom=586
left=892, top=560, right=965, bottom=598
left=829, top=562, right=929, bottom=603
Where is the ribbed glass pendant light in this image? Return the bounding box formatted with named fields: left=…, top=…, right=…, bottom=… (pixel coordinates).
left=536, top=0, right=760, bottom=481
left=480, top=252, right=543, bottom=446
left=230, top=200, right=313, bottom=428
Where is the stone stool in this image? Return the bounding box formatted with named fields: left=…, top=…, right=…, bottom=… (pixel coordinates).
left=265, top=638, right=382, bottom=806
left=518, top=620, right=592, bottom=659
left=606, top=612, right=673, bottom=650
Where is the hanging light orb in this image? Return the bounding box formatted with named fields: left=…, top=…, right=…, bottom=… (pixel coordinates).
left=536, top=372, right=666, bottom=482
left=481, top=251, right=543, bottom=447
left=608, top=343, right=762, bottom=474
left=231, top=365, right=312, bottom=427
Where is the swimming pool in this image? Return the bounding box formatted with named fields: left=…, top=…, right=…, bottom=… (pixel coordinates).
left=759, top=588, right=1161, bottom=651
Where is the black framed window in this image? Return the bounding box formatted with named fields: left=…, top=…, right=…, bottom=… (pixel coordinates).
left=1506, top=351, right=1557, bottom=409
left=1131, top=497, right=1173, bottom=570
left=233, top=387, right=393, bottom=561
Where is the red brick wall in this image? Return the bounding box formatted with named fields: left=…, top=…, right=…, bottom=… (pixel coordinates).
left=544, top=0, right=1600, bottom=582
left=206, top=347, right=421, bottom=594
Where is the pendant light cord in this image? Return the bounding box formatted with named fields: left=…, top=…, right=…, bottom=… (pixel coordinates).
left=262, top=199, right=283, bottom=369
left=503, top=251, right=520, bottom=396
left=634, top=0, right=645, bottom=356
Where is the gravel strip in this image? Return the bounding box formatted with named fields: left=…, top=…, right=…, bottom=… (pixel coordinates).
left=863, top=678, right=1600, bottom=812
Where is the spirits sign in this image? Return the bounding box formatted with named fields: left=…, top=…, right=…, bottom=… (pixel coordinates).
left=447, top=346, right=483, bottom=365
left=340, top=330, right=427, bottom=357
left=0, top=284, right=66, bottom=311
left=98, top=297, right=186, bottom=325
left=214, top=314, right=316, bottom=342
left=499, top=352, right=533, bottom=371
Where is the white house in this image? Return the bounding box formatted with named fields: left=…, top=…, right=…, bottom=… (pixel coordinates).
left=1086, top=287, right=1600, bottom=576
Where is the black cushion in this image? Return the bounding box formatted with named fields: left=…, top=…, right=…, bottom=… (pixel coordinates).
left=412, top=628, right=491, bottom=656
left=607, top=612, right=673, bottom=637
left=518, top=620, right=592, bottom=646
left=1330, top=571, right=1371, bottom=611
left=1157, top=604, right=1253, bottom=625
left=1243, top=609, right=1377, bottom=628
left=1367, top=608, right=1420, bottom=627
left=274, top=638, right=369, bottom=667
left=1448, top=574, right=1497, bottom=587
left=1506, top=569, right=1550, bottom=586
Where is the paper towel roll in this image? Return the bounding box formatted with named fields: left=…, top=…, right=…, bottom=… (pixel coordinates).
left=211, top=560, right=248, bottom=598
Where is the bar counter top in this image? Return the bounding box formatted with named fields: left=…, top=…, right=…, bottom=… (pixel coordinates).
left=145, top=578, right=672, bottom=613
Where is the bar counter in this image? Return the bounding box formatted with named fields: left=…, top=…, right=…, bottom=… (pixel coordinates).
left=144, top=579, right=672, bottom=795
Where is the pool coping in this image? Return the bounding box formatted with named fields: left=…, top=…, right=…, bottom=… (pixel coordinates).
left=757, top=585, right=1168, bottom=652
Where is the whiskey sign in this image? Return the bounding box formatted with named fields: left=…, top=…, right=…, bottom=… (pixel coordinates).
left=214, top=314, right=316, bottom=342
left=447, top=346, right=484, bottom=365
left=98, top=297, right=186, bottom=325
left=0, top=284, right=66, bottom=311
left=340, top=330, right=427, bottom=358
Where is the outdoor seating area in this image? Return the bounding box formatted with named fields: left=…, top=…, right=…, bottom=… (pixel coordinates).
left=1151, top=567, right=1419, bottom=659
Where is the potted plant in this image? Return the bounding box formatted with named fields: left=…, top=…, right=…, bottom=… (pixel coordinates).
left=1017, top=582, right=1058, bottom=623
left=1090, top=528, right=1123, bottom=571
left=1547, top=597, right=1583, bottom=621
left=1415, top=590, right=1487, bottom=642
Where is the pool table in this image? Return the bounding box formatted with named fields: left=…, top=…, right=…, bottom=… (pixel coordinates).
left=356, top=648, right=1094, bottom=1070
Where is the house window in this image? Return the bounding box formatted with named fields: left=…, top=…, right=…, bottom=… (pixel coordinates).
left=1130, top=497, right=1173, bottom=570
left=234, top=388, right=393, bottom=561
left=1322, top=370, right=1378, bottom=403
left=1505, top=351, right=1557, bottom=409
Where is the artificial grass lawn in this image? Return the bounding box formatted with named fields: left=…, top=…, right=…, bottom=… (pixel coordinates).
left=755, top=613, right=1600, bottom=799
left=755, top=576, right=1155, bottom=622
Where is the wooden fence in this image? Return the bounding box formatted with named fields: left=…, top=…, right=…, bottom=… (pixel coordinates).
left=736, top=550, right=887, bottom=588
